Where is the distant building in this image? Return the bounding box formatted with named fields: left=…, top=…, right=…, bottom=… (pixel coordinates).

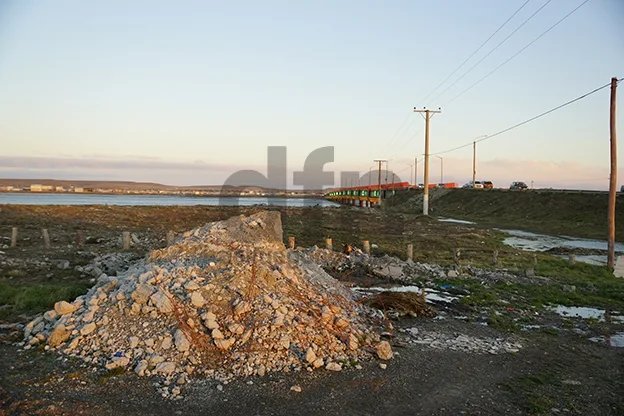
left=41, top=185, right=53, bottom=191
left=55, top=186, right=65, bottom=192
left=73, top=187, right=84, bottom=193
left=30, top=184, right=43, bottom=192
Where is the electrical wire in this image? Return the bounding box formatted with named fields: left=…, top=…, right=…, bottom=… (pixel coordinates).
left=430, top=0, right=552, bottom=104
left=444, top=0, right=590, bottom=106
left=419, top=0, right=533, bottom=107
left=431, top=79, right=618, bottom=156
left=383, top=1, right=533, bottom=155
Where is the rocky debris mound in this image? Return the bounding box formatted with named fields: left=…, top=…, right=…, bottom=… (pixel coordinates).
left=23, top=211, right=385, bottom=384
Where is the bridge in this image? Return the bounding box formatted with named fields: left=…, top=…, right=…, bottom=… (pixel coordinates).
left=325, top=182, right=412, bottom=207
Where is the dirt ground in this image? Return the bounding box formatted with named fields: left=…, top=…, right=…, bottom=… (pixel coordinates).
left=1, top=205, right=623, bottom=415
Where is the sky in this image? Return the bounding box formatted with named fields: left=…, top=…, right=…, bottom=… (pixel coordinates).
left=0, top=0, right=623, bottom=190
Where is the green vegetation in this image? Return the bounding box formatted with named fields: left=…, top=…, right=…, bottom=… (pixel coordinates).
left=0, top=282, right=91, bottom=320
left=385, top=188, right=624, bottom=241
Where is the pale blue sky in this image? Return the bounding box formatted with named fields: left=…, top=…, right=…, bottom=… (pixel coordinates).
left=0, top=0, right=622, bottom=188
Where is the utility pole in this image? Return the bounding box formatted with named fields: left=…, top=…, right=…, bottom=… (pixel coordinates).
left=608, top=77, right=618, bottom=270
left=473, top=141, right=477, bottom=188
left=414, top=157, right=418, bottom=186
left=472, top=135, right=487, bottom=188
left=413, top=107, right=441, bottom=215
left=373, top=159, right=386, bottom=207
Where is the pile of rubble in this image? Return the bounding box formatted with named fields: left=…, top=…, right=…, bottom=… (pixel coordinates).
left=23, top=211, right=389, bottom=389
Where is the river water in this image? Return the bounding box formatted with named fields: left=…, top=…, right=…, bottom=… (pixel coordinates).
left=0, top=192, right=338, bottom=207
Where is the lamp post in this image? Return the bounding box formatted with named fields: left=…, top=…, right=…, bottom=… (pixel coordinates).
left=472, top=135, right=488, bottom=188
left=435, top=156, right=443, bottom=184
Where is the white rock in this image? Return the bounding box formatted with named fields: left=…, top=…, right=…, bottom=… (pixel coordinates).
left=190, top=291, right=205, bottom=308
left=134, top=360, right=148, bottom=376
left=290, top=385, right=302, bottom=393
left=325, top=362, right=342, bottom=372
left=43, top=310, right=58, bottom=322
left=305, top=347, right=317, bottom=364
left=174, top=329, right=190, bottom=352
left=154, top=361, right=176, bottom=375
left=131, top=283, right=155, bottom=305
left=54, top=301, right=78, bottom=315
left=80, top=322, right=96, bottom=336
left=129, top=336, right=139, bottom=349
left=150, top=290, right=173, bottom=314
left=161, top=336, right=172, bottom=350
left=376, top=341, right=393, bottom=360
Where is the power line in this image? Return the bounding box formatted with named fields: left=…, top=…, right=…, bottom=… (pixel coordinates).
left=431, top=79, right=619, bottom=156
left=444, top=0, right=590, bottom=106
left=382, top=1, right=533, bottom=157
left=430, top=0, right=552, bottom=104
left=385, top=113, right=412, bottom=151
left=418, top=0, right=533, bottom=105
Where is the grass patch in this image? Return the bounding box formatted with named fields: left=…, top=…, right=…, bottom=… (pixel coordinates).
left=99, top=367, right=126, bottom=384
left=0, top=281, right=91, bottom=321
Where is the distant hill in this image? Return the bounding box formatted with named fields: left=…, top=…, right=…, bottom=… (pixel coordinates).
left=0, top=178, right=320, bottom=193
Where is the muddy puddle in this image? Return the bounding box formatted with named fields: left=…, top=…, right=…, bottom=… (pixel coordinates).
left=352, top=285, right=460, bottom=304
left=549, top=305, right=624, bottom=323
left=589, top=333, right=624, bottom=348
left=499, top=229, right=624, bottom=266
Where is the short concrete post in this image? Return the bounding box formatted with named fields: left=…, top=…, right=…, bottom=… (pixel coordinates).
left=568, top=254, right=576, bottom=266
left=406, top=243, right=413, bottom=261
left=167, top=230, right=175, bottom=246
left=532, top=254, right=538, bottom=266
left=288, top=236, right=295, bottom=250
left=11, top=227, right=17, bottom=247
left=363, top=240, right=370, bottom=255
left=492, top=250, right=499, bottom=265
left=76, top=230, right=84, bottom=248
left=42, top=229, right=50, bottom=249
left=452, top=248, right=461, bottom=264
left=325, top=238, right=333, bottom=251
left=122, top=231, right=131, bottom=250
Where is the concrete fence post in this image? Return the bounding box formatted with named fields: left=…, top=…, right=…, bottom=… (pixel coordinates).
left=122, top=231, right=131, bottom=250
left=492, top=250, right=499, bottom=265
left=167, top=230, right=175, bottom=246
left=325, top=238, right=333, bottom=251
left=42, top=229, right=50, bottom=249
left=452, top=248, right=461, bottom=264
left=11, top=227, right=17, bottom=247
left=76, top=230, right=84, bottom=248
left=568, top=254, right=576, bottom=266
left=288, top=236, right=295, bottom=250
left=532, top=254, right=538, bottom=267
left=407, top=243, right=413, bottom=261
left=363, top=240, right=370, bottom=255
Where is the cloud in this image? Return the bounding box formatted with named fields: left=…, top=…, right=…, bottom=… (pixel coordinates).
left=0, top=155, right=253, bottom=173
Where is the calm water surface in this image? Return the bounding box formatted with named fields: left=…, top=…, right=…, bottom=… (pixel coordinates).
left=0, top=193, right=338, bottom=207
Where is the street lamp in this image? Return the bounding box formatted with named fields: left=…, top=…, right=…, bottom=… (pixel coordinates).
left=472, top=135, right=488, bottom=188
left=435, top=156, right=443, bottom=184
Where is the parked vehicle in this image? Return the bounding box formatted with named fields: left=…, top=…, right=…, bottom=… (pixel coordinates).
left=482, top=181, right=493, bottom=189
left=510, top=181, right=528, bottom=190
left=462, top=181, right=484, bottom=189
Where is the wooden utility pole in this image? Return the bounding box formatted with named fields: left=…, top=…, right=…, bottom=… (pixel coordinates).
left=413, top=107, right=441, bottom=215
left=608, top=77, right=618, bottom=270
left=373, top=159, right=386, bottom=206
